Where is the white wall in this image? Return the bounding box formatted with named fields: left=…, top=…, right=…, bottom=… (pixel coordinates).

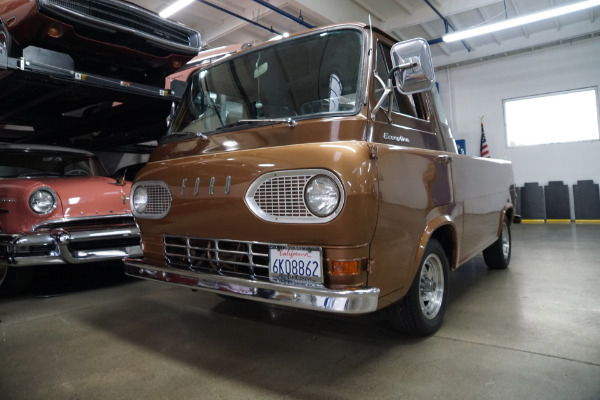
left=436, top=38, right=600, bottom=218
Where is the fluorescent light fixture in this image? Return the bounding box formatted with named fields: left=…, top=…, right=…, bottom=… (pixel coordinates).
left=443, top=0, right=600, bottom=42
left=159, top=0, right=195, bottom=18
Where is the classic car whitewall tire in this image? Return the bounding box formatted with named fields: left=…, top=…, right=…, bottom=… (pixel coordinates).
left=388, top=238, right=449, bottom=336
left=483, top=216, right=511, bottom=270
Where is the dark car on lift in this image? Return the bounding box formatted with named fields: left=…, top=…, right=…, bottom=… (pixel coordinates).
left=0, top=0, right=201, bottom=85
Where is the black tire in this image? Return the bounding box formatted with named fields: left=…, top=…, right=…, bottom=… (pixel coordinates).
left=483, top=216, right=511, bottom=270
left=0, top=266, right=34, bottom=295
left=388, top=238, right=449, bottom=336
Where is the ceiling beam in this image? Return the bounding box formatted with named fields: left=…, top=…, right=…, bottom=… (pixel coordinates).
left=509, top=0, right=530, bottom=39
left=291, top=0, right=383, bottom=24
left=200, top=0, right=290, bottom=44
left=477, top=7, right=502, bottom=45
left=393, top=0, right=413, bottom=15
left=352, top=0, right=387, bottom=22
left=382, top=0, right=504, bottom=32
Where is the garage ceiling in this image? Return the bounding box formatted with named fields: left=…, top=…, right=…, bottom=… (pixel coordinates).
left=132, top=0, right=600, bottom=67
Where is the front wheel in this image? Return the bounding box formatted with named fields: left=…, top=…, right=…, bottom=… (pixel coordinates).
left=388, top=238, right=449, bottom=336
left=483, top=216, right=511, bottom=270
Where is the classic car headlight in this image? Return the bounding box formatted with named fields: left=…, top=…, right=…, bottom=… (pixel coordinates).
left=29, top=187, right=57, bottom=214
left=132, top=185, right=148, bottom=214
left=304, top=175, right=341, bottom=217
left=130, top=181, right=172, bottom=219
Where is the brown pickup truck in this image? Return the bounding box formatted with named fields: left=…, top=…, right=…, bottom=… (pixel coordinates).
left=124, top=23, right=516, bottom=336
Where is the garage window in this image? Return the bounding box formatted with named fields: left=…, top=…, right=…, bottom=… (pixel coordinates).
left=504, top=87, right=599, bottom=147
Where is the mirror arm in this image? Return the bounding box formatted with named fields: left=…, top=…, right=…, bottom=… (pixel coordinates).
left=387, top=61, right=417, bottom=81
left=371, top=61, right=420, bottom=123
left=371, top=73, right=393, bottom=123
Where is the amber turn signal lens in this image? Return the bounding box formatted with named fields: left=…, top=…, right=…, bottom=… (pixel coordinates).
left=47, top=23, right=64, bottom=38
left=172, top=58, right=183, bottom=69
left=331, top=260, right=360, bottom=276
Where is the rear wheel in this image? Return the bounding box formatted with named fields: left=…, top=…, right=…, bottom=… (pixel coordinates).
left=388, top=238, right=449, bottom=336
left=0, top=266, right=34, bottom=295
left=483, top=216, right=511, bottom=269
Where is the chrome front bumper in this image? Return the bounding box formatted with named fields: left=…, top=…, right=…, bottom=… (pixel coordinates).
left=0, top=227, right=142, bottom=267
left=124, top=257, right=381, bottom=314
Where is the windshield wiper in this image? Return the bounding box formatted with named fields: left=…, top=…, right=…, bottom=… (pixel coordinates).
left=218, top=117, right=297, bottom=130
left=170, top=131, right=209, bottom=140
left=17, top=172, right=62, bottom=178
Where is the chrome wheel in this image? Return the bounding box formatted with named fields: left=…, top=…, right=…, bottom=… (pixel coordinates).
left=419, top=253, right=445, bottom=320
left=388, top=238, right=449, bottom=336
left=484, top=216, right=511, bottom=270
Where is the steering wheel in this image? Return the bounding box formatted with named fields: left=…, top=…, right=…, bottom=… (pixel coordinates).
left=64, top=169, right=89, bottom=176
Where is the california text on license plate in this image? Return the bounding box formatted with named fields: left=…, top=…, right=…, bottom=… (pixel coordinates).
left=269, top=246, right=323, bottom=286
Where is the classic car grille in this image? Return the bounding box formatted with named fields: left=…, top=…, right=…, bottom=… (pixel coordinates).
left=253, top=175, right=312, bottom=218
left=69, top=236, right=140, bottom=251
left=42, top=0, right=198, bottom=48
left=164, top=236, right=271, bottom=281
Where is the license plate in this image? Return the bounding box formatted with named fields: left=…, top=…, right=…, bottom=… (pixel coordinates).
left=269, top=246, right=323, bottom=286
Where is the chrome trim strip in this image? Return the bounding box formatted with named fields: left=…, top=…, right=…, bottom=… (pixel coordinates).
left=31, top=213, right=134, bottom=231
left=245, top=169, right=345, bottom=224
left=124, top=258, right=380, bottom=314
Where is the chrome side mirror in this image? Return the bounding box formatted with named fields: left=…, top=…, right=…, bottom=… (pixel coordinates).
left=390, top=38, right=435, bottom=94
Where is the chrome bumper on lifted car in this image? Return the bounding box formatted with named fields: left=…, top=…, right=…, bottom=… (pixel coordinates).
left=0, top=226, right=142, bottom=267
left=124, top=258, right=381, bottom=314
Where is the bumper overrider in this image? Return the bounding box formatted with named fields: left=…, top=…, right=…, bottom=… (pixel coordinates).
left=0, top=227, right=142, bottom=267
left=123, top=258, right=381, bottom=314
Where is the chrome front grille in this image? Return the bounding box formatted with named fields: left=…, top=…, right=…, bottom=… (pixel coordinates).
left=132, top=181, right=172, bottom=219
left=164, top=236, right=270, bottom=281
left=254, top=175, right=312, bottom=217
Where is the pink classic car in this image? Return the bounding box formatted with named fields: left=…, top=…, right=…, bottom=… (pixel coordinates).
left=0, top=143, right=141, bottom=293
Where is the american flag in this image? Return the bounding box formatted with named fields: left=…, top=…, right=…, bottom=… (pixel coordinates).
left=480, top=118, right=490, bottom=158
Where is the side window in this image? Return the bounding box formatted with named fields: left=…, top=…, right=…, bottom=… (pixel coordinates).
left=376, top=41, right=428, bottom=120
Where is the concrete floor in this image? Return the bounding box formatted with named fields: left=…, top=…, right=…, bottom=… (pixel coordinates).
left=1, top=224, right=599, bottom=400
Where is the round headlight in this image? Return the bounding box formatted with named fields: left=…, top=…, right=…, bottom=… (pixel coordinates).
left=29, top=188, right=57, bottom=214
left=304, top=175, right=340, bottom=217
left=132, top=185, right=148, bottom=214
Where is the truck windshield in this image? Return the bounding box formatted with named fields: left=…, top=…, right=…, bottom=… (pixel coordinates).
left=168, top=29, right=364, bottom=136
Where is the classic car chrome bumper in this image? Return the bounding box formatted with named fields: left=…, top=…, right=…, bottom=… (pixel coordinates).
left=0, top=227, right=142, bottom=267
left=124, top=258, right=381, bottom=314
